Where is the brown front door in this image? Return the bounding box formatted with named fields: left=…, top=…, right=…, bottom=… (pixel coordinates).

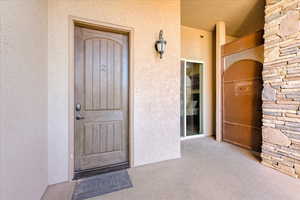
left=74, top=26, right=129, bottom=174
left=222, top=31, right=263, bottom=152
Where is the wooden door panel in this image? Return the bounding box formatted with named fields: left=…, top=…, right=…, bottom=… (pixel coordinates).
left=223, top=123, right=262, bottom=152
left=84, top=39, right=122, bottom=111
left=223, top=60, right=263, bottom=81
left=75, top=26, right=129, bottom=172
left=224, top=80, right=262, bottom=127
left=79, top=121, right=125, bottom=169
left=223, top=59, right=263, bottom=151
left=83, top=121, right=122, bottom=155
left=222, top=30, right=264, bottom=152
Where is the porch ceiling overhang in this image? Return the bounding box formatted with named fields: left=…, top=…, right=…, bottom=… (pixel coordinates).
left=181, top=0, right=265, bottom=37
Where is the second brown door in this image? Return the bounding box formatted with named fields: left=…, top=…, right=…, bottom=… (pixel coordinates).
left=223, top=60, right=263, bottom=151
left=222, top=31, right=263, bottom=152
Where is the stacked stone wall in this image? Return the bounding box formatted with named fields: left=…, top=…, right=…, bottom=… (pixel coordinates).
left=262, top=0, right=300, bottom=178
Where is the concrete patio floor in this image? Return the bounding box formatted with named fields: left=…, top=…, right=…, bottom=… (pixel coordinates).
left=44, top=137, right=300, bottom=200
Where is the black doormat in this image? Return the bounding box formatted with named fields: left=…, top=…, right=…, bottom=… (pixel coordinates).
left=72, top=170, right=133, bottom=200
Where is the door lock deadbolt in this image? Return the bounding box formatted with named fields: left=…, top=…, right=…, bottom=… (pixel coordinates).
left=76, top=103, right=81, bottom=112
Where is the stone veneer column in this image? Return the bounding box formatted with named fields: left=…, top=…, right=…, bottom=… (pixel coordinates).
left=262, top=0, right=300, bottom=178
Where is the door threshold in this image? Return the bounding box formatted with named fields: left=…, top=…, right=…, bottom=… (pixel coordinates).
left=74, top=162, right=129, bottom=180
left=181, top=134, right=209, bottom=141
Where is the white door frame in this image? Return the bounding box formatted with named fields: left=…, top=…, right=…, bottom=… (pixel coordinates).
left=68, top=16, right=135, bottom=181
left=180, top=58, right=207, bottom=140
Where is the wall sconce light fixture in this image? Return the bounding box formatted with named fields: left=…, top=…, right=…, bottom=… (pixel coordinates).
left=155, top=30, right=167, bottom=59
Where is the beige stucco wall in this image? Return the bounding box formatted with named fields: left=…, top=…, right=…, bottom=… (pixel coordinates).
left=226, top=35, right=237, bottom=43
left=224, top=45, right=264, bottom=70
left=48, top=0, right=181, bottom=184
left=181, top=25, right=238, bottom=137
left=0, top=0, right=48, bottom=199
left=181, top=26, right=216, bottom=136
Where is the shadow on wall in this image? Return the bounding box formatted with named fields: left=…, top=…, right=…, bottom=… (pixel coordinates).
left=212, top=28, right=217, bottom=137
left=234, top=0, right=265, bottom=37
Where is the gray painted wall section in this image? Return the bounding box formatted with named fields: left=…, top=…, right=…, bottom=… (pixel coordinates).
left=0, top=1, right=48, bottom=199
left=0, top=3, right=4, bottom=199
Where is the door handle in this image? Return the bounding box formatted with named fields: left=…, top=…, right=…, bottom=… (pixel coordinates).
left=76, top=114, right=85, bottom=120
left=75, top=103, right=84, bottom=120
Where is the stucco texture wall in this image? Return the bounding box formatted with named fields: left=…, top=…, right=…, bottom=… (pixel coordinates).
left=48, top=0, right=181, bottom=184
left=181, top=26, right=238, bottom=136
left=226, top=35, right=237, bottom=43
left=181, top=26, right=216, bottom=136
left=0, top=0, right=48, bottom=199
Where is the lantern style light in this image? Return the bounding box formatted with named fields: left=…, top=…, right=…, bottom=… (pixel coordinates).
left=155, top=30, right=167, bottom=59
